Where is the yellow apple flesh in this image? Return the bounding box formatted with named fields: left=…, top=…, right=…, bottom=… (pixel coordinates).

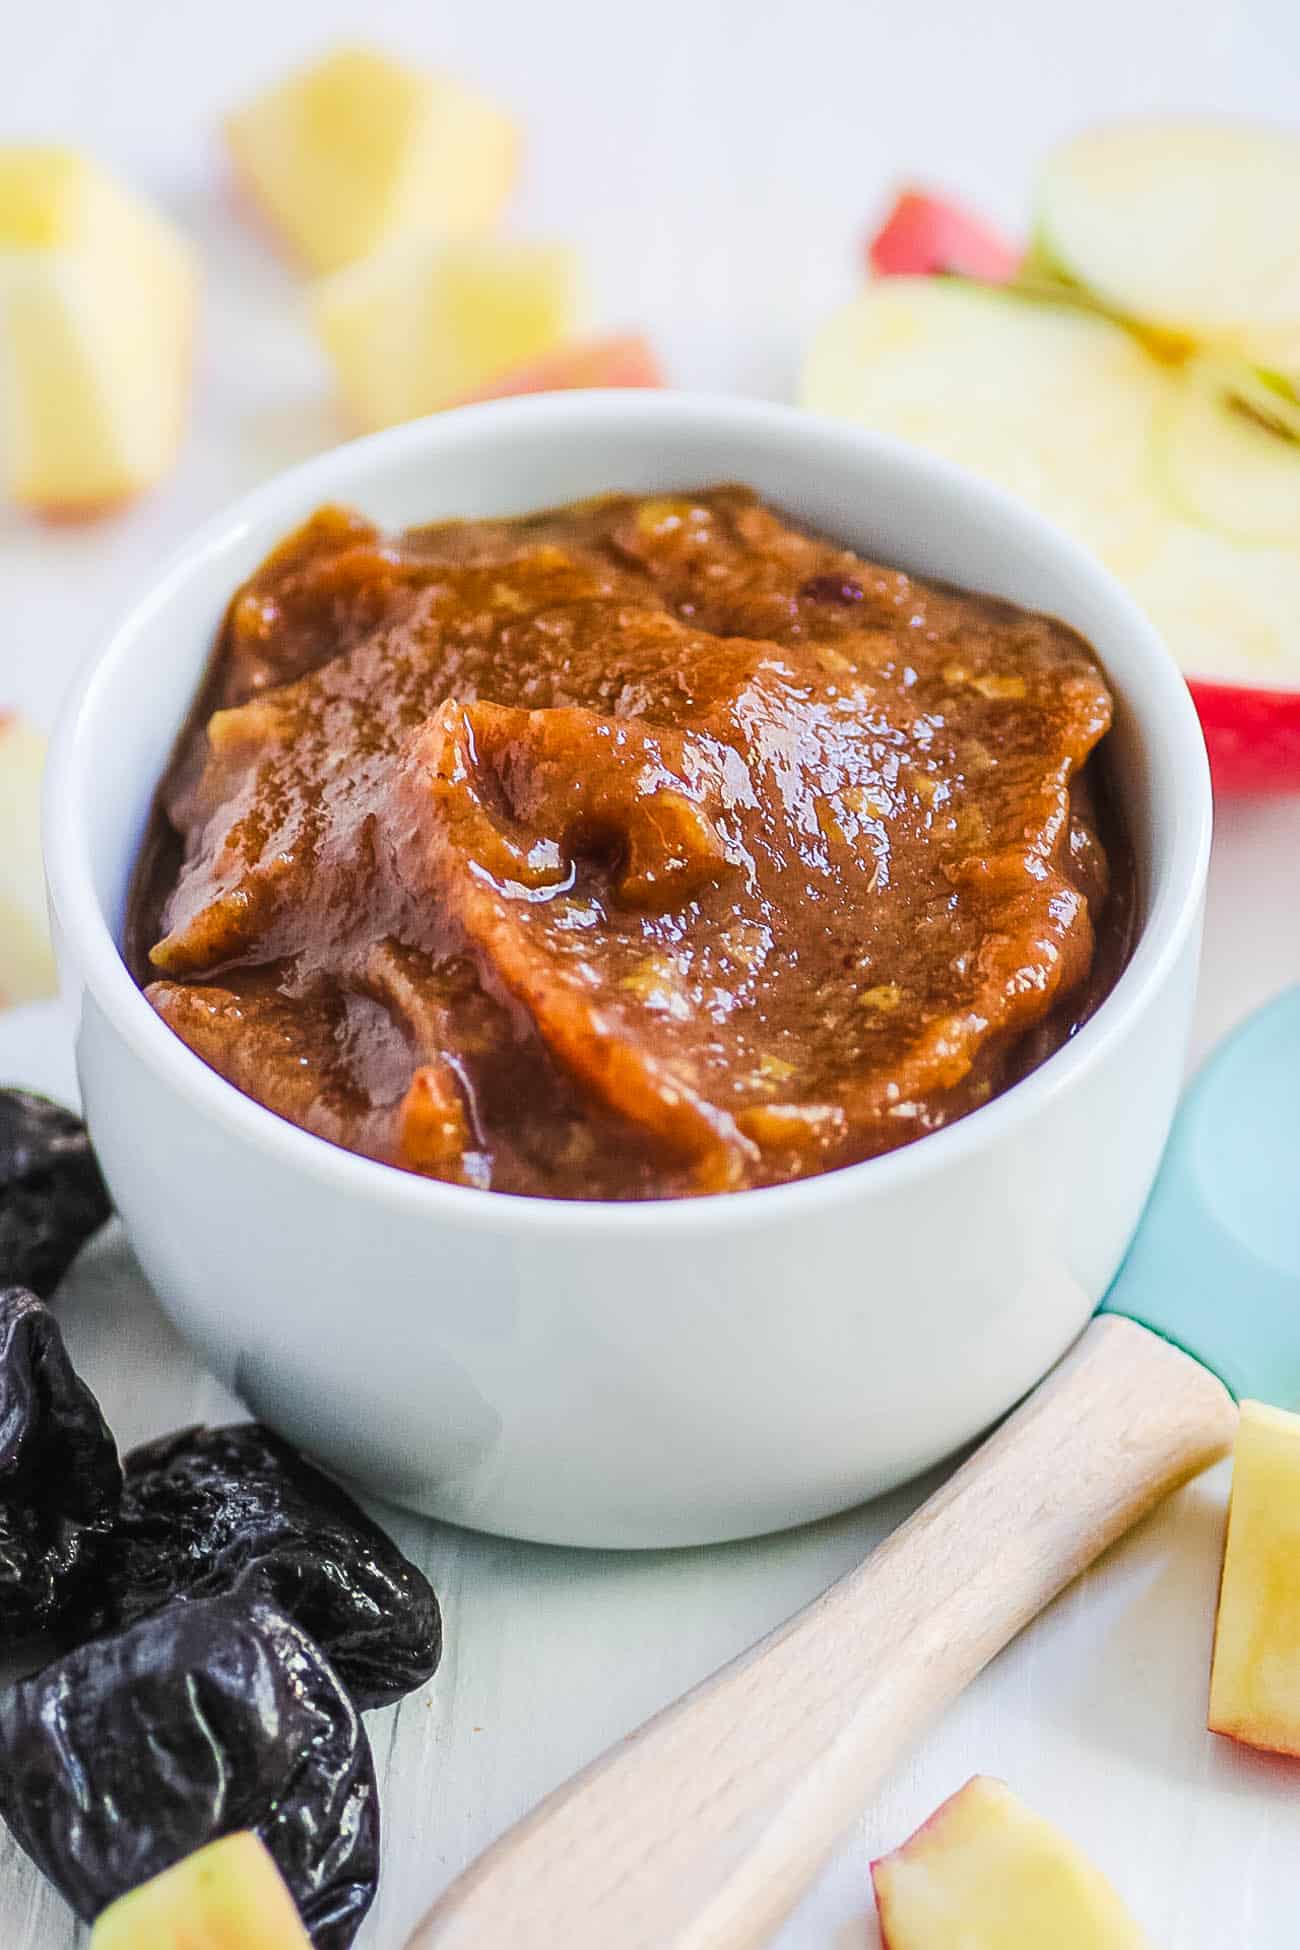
left=0, top=714, right=56, bottom=1005
left=0, top=147, right=197, bottom=515
left=1209, top=1399, right=1300, bottom=1756
left=1036, top=119, right=1300, bottom=374
left=312, top=237, right=584, bottom=430
left=90, top=1833, right=311, bottom=1950
left=227, top=45, right=519, bottom=276
left=872, top=1775, right=1153, bottom=1948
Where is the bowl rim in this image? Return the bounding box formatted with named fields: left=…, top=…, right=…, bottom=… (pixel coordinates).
left=44, top=388, right=1213, bottom=1240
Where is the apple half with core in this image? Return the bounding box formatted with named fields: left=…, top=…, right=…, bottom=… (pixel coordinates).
left=1035, top=119, right=1300, bottom=376
left=803, top=269, right=1300, bottom=790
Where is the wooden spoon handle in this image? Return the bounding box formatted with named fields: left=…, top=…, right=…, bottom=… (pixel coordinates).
left=407, top=1317, right=1236, bottom=1950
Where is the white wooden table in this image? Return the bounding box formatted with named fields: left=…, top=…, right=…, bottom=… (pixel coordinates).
left=4, top=1, right=1300, bottom=1942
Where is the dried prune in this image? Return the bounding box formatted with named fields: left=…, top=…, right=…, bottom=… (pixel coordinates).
left=80, top=1421, right=441, bottom=1710
left=0, top=1591, right=379, bottom=1950
left=0, top=1287, right=121, bottom=1641
left=0, top=1090, right=111, bottom=1298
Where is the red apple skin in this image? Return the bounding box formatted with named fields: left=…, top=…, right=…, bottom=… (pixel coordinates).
left=870, top=1779, right=972, bottom=1946
left=1189, top=678, right=1300, bottom=795
left=866, top=191, right=1020, bottom=282
left=456, top=333, right=664, bottom=405
left=1209, top=1718, right=1300, bottom=1760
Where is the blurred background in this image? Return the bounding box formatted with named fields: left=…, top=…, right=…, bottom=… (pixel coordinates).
left=3, top=0, right=1299, bottom=717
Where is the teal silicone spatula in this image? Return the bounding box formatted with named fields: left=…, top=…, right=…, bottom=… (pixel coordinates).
left=407, top=994, right=1297, bottom=1950
left=1101, top=985, right=1299, bottom=1404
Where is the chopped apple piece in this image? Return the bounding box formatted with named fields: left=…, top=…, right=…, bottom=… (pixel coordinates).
left=867, top=189, right=1020, bottom=282
left=0, top=147, right=197, bottom=515
left=0, top=714, right=56, bottom=1005
left=226, top=45, right=519, bottom=275
left=90, top=1833, right=311, bottom=1949
left=872, top=1776, right=1152, bottom=1948
left=456, top=331, right=664, bottom=404
left=1035, top=119, right=1300, bottom=372
left=312, top=238, right=584, bottom=430
left=1209, top=1399, right=1300, bottom=1756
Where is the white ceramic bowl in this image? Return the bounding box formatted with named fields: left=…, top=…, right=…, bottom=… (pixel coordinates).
left=45, top=392, right=1211, bottom=1548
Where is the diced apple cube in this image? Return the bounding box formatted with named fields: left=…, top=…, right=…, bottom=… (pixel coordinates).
left=0, top=148, right=198, bottom=515
left=90, top=1833, right=311, bottom=1949
left=872, top=1776, right=1152, bottom=1948
left=1209, top=1399, right=1300, bottom=1756
left=456, top=332, right=664, bottom=403
left=0, top=714, right=56, bottom=1005
left=312, top=238, right=584, bottom=430
left=226, top=45, right=519, bottom=275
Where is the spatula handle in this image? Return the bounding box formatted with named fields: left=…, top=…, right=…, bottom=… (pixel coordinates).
left=406, top=1316, right=1236, bottom=1950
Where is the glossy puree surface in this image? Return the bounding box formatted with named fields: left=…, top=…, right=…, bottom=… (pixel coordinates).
left=127, top=488, right=1133, bottom=1199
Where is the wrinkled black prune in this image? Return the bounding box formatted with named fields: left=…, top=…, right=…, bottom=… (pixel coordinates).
left=80, top=1421, right=441, bottom=1710
left=0, top=1287, right=121, bottom=1641
left=0, top=1591, right=379, bottom=1949
left=0, top=1090, right=112, bottom=1298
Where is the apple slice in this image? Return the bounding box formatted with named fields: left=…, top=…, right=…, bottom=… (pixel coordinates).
left=1128, top=522, right=1300, bottom=694
left=91, top=1833, right=311, bottom=1949
left=0, top=148, right=197, bottom=515
left=0, top=714, right=56, bottom=1005
left=1209, top=1400, right=1300, bottom=1757
left=801, top=277, right=1171, bottom=573
left=872, top=1776, right=1152, bottom=1947
left=801, top=276, right=1300, bottom=783
left=312, top=238, right=585, bottom=430
left=867, top=189, right=1020, bottom=282
left=455, top=332, right=664, bottom=404
left=1035, top=119, right=1300, bottom=372
left=1157, top=357, right=1300, bottom=546
left=226, top=45, right=519, bottom=276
